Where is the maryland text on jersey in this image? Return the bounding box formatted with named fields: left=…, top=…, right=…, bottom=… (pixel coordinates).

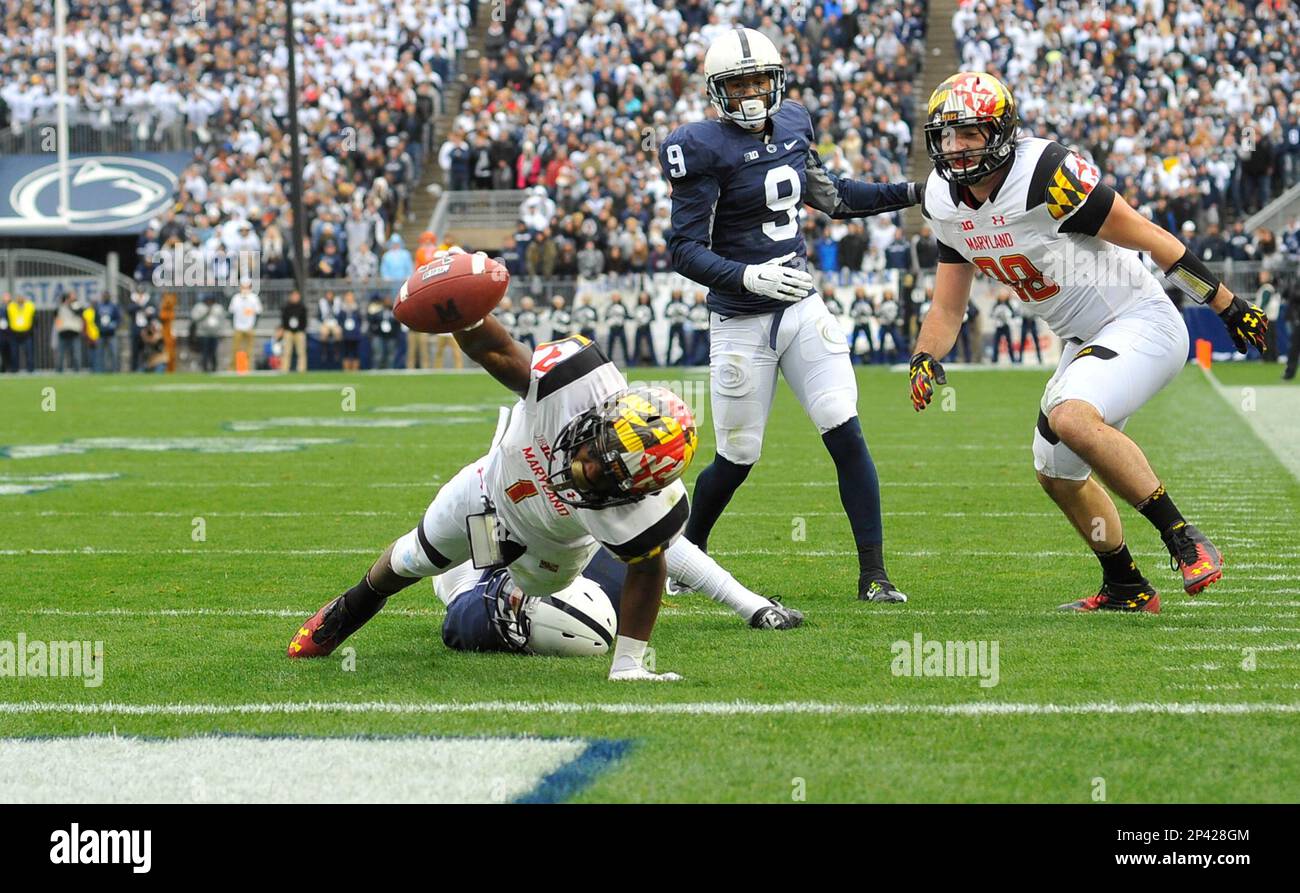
left=923, top=137, right=1169, bottom=342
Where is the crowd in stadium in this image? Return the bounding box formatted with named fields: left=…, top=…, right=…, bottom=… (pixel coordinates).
left=1, top=0, right=1299, bottom=376
left=954, top=0, right=1300, bottom=229
left=444, top=0, right=927, bottom=273
left=0, top=0, right=469, bottom=281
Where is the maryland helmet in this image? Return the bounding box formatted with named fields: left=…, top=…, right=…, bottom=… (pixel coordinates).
left=547, top=385, right=697, bottom=509
left=704, top=27, right=786, bottom=131
left=924, top=72, right=1019, bottom=186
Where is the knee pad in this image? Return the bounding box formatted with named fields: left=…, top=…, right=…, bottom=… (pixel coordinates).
left=712, top=353, right=765, bottom=464
left=808, top=388, right=858, bottom=434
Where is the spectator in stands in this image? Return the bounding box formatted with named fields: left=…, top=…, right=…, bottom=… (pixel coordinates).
left=415, top=231, right=440, bottom=267
left=991, top=293, right=1018, bottom=365
left=94, top=292, right=121, bottom=373
left=573, top=293, right=598, bottom=342
left=314, top=239, right=345, bottom=279
left=876, top=292, right=905, bottom=364
left=688, top=293, right=711, bottom=366
left=54, top=292, right=83, bottom=373
left=366, top=294, right=392, bottom=370
left=439, top=128, right=471, bottom=190
left=0, top=293, right=11, bottom=373
left=838, top=222, right=869, bottom=283
left=138, top=318, right=168, bottom=373
left=547, top=296, right=571, bottom=343
left=192, top=296, right=225, bottom=373
left=159, top=293, right=178, bottom=373
left=128, top=286, right=156, bottom=372
left=7, top=292, right=34, bottom=373
left=380, top=235, right=415, bottom=285
left=348, top=241, right=380, bottom=281
left=850, top=289, right=876, bottom=366
left=1258, top=271, right=1282, bottom=364
left=664, top=289, right=689, bottom=366
left=525, top=227, right=557, bottom=278
left=339, top=291, right=363, bottom=372
left=278, top=290, right=308, bottom=373
left=1285, top=280, right=1300, bottom=381
left=228, top=281, right=262, bottom=370
left=604, top=292, right=630, bottom=366
left=515, top=296, right=539, bottom=352
left=317, top=291, right=343, bottom=368
left=631, top=292, right=658, bottom=367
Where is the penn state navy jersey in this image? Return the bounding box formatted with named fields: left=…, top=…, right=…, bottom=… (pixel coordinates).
left=660, top=100, right=916, bottom=317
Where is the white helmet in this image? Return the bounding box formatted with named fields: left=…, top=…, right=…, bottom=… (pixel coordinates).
left=523, top=577, right=617, bottom=656
left=704, top=27, right=785, bottom=131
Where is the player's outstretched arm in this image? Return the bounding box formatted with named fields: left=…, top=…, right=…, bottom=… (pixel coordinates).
left=910, top=261, right=974, bottom=411
left=1095, top=194, right=1268, bottom=352
left=804, top=148, right=921, bottom=219
left=453, top=314, right=532, bottom=396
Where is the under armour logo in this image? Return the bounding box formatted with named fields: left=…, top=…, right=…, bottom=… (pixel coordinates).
left=991, top=214, right=1006, bottom=226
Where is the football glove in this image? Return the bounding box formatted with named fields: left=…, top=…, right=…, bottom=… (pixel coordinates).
left=743, top=251, right=814, bottom=302
left=909, top=352, right=947, bottom=412
left=1218, top=295, right=1269, bottom=354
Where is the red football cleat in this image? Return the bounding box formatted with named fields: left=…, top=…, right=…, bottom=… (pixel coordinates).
left=1162, top=522, right=1223, bottom=595
left=1059, top=580, right=1161, bottom=614
left=287, top=596, right=346, bottom=658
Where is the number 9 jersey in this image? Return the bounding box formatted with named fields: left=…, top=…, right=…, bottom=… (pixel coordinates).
left=923, top=137, right=1169, bottom=344
left=660, top=99, right=914, bottom=318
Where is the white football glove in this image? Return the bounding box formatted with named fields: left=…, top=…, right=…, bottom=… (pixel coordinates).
left=742, top=251, right=814, bottom=302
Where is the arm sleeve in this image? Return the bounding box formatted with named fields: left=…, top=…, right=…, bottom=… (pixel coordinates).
left=804, top=147, right=917, bottom=219
left=660, top=133, right=748, bottom=292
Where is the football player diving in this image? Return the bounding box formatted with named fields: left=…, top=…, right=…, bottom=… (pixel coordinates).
left=288, top=249, right=801, bottom=681
left=659, top=27, right=923, bottom=604
left=909, top=72, right=1269, bottom=612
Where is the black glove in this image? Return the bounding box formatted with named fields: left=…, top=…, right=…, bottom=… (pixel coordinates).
left=1218, top=295, right=1269, bottom=354
left=909, top=352, right=947, bottom=412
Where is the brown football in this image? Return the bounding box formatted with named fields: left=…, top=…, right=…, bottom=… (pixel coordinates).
left=394, top=250, right=509, bottom=334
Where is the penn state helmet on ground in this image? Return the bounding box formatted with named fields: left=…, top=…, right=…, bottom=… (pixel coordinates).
left=524, top=577, right=617, bottom=656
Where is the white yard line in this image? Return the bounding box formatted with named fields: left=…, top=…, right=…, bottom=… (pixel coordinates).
left=1201, top=364, right=1300, bottom=483
left=0, top=700, right=1297, bottom=717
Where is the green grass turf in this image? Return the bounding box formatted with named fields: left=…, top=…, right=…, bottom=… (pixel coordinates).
left=1, top=363, right=1298, bottom=802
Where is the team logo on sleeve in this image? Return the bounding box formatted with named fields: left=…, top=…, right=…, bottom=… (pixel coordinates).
left=1047, top=152, right=1099, bottom=221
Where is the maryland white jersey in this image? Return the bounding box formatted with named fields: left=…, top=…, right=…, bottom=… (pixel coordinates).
left=485, top=335, right=689, bottom=562
left=923, top=137, right=1168, bottom=342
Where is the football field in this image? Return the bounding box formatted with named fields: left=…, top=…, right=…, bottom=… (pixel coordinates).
left=2, top=363, right=1298, bottom=803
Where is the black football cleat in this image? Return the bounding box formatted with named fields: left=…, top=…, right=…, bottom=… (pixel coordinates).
left=1059, top=579, right=1161, bottom=613
left=1161, top=522, right=1223, bottom=595
left=859, top=579, right=908, bottom=603
left=288, top=596, right=351, bottom=658
left=749, top=598, right=804, bottom=630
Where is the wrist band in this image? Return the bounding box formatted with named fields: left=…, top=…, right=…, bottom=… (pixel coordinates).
left=1164, top=247, right=1221, bottom=305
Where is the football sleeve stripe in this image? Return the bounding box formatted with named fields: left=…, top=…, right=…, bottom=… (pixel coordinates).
left=602, top=495, right=690, bottom=563
left=1026, top=141, right=1071, bottom=212
left=535, top=340, right=612, bottom=400
left=1058, top=182, right=1115, bottom=237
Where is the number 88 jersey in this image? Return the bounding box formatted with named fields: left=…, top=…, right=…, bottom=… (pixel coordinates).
left=923, top=137, right=1169, bottom=343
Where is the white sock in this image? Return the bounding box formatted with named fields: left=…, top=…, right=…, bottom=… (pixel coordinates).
left=666, top=537, right=770, bottom=621
left=610, top=635, right=648, bottom=674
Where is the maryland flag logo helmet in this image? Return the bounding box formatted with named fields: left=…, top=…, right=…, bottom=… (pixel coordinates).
left=924, top=71, right=1019, bottom=186
left=548, top=385, right=698, bottom=509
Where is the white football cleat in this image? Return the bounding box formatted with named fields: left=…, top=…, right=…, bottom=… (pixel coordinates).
left=608, top=666, right=683, bottom=682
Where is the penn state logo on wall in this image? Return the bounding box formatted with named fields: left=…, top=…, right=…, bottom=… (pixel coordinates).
left=0, top=154, right=184, bottom=234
